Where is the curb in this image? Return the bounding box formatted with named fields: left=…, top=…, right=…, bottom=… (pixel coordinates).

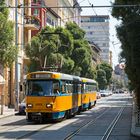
left=131, top=100, right=140, bottom=137
left=0, top=113, right=15, bottom=120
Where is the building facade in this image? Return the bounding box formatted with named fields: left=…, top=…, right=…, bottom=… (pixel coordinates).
left=44, top=0, right=79, bottom=27
left=31, top=0, right=46, bottom=36
left=3, top=0, right=25, bottom=107
left=73, top=0, right=82, bottom=26
left=81, top=15, right=110, bottom=63
left=89, top=42, right=101, bottom=66
left=2, top=0, right=41, bottom=107
left=46, top=8, right=61, bottom=28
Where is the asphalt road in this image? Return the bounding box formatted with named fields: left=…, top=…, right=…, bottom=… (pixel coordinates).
left=0, top=93, right=139, bottom=140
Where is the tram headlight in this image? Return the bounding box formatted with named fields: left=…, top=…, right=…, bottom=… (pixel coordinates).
left=27, top=103, right=33, bottom=108
left=46, top=103, right=53, bottom=108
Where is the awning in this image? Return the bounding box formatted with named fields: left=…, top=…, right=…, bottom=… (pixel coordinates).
left=0, top=75, right=5, bottom=84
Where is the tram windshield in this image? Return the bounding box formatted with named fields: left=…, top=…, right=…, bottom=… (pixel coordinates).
left=26, top=80, right=60, bottom=96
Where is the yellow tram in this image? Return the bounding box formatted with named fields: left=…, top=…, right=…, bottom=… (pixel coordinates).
left=25, top=71, right=97, bottom=122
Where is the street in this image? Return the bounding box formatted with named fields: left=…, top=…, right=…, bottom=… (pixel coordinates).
left=0, top=93, right=139, bottom=140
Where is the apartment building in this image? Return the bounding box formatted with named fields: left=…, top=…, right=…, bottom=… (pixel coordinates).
left=46, top=7, right=61, bottom=28
left=1, top=0, right=41, bottom=107
left=89, top=42, right=101, bottom=66
left=31, top=0, right=46, bottom=36
left=73, top=0, right=82, bottom=26
left=2, top=0, right=25, bottom=107
left=81, top=15, right=110, bottom=63
left=44, top=0, right=80, bottom=26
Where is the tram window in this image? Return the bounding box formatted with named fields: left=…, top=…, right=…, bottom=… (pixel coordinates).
left=81, top=84, right=84, bottom=93
left=27, top=81, right=53, bottom=96
left=89, top=85, right=93, bottom=92
left=53, top=81, right=60, bottom=94
left=85, top=85, right=88, bottom=92
left=61, top=81, right=66, bottom=93
left=78, top=84, right=81, bottom=93
left=66, top=83, right=73, bottom=94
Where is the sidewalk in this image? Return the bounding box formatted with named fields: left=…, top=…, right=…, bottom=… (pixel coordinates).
left=0, top=106, right=17, bottom=119
left=131, top=101, right=140, bottom=137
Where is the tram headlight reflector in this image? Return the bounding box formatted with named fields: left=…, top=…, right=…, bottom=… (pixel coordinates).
left=46, top=104, right=53, bottom=108
left=27, top=104, right=33, bottom=108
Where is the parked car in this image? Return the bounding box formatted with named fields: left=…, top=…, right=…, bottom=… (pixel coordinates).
left=100, top=90, right=110, bottom=97
left=18, top=98, right=26, bottom=115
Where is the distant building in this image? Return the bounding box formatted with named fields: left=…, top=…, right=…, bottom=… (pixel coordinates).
left=114, top=64, right=125, bottom=75
left=113, top=63, right=128, bottom=89
left=109, top=51, right=113, bottom=66
left=81, top=15, right=110, bottom=63
left=88, top=41, right=101, bottom=66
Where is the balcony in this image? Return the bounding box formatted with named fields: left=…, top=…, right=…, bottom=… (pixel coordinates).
left=24, top=16, right=40, bottom=30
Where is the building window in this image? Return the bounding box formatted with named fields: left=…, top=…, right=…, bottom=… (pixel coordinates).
left=90, top=32, right=93, bottom=35
left=46, top=16, right=52, bottom=25
left=32, top=0, right=39, bottom=3
left=33, top=9, right=39, bottom=16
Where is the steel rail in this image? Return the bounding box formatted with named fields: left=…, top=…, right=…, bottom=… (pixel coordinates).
left=101, top=107, right=125, bottom=140
left=64, top=107, right=112, bottom=140
left=15, top=108, right=111, bottom=139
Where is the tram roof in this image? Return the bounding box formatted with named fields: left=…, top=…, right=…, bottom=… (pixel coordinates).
left=27, top=71, right=96, bottom=83
left=27, top=71, right=81, bottom=81
left=81, top=77, right=97, bottom=84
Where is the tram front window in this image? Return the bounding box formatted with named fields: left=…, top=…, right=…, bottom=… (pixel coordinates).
left=27, top=80, right=60, bottom=96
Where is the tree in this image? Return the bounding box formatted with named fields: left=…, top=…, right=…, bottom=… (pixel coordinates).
left=26, top=22, right=96, bottom=80
left=96, top=62, right=113, bottom=87
left=25, top=26, right=62, bottom=71
left=112, top=78, right=124, bottom=91
left=97, top=62, right=113, bottom=85
left=0, top=1, right=17, bottom=67
left=65, top=22, right=85, bottom=40
left=112, top=0, right=140, bottom=106
left=66, top=22, right=94, bottom=78
left=96, top=69, right=107, bottom=90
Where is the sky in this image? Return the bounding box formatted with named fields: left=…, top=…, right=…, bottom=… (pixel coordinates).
left=77, top=0, right=121, bottom=68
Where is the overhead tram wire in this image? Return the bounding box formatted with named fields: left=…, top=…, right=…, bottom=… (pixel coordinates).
left=1, top=4, right=140, bottom=9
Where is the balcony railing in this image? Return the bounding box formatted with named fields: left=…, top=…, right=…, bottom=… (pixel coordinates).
left=24, top=16, right=40, bottom=30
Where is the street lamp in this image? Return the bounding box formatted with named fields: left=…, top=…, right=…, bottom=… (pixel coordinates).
left=15, top=0, right=19, bottom=111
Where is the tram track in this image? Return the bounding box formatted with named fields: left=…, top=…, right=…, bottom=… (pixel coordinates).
left=64, top=107, right=126, bottom=140
left=100, top=97, right=130, bottom=140
left=101, top=107, right=125, bottom=140
left=64, top=107, right=112, bottom=140
left=15, top=107, right=111, bottom=139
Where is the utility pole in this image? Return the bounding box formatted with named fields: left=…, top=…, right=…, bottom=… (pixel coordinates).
left=15, top=0, right=19, bottom=111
